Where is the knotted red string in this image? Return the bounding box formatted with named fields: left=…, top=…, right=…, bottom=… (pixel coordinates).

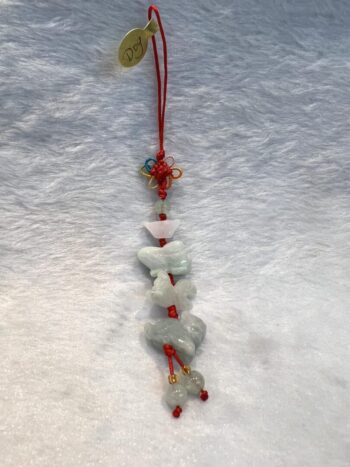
left=148, top=5, right=168, bottom=158
left=149, top=6, right=177, bottom=309
left=149, top=9, right=185, bottom=413
left=150, top=158, right=172, bottom=199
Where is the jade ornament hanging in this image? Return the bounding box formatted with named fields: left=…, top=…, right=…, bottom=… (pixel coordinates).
left=119, top=5, right=209, bottom=418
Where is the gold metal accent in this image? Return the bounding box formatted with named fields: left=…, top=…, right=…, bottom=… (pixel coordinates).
left=171, top=167, right=183, bottom=180
left=139, top=166, right=152, bottom=178
left=143, top=19, right=159, bottom=38
left=140, top=161, right=183, bottom=191
left=165, top=156, right=175, bottom=167
left=147, top=176, right=158, bottom=189
left=168, top=374, right=178, bottom=384
left=182, top=365, right=191, bottom=375
left=166, top=176, right=173, bottom=189
left=118, top=19, right=159, bottom=68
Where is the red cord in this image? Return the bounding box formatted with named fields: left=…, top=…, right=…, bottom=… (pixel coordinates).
left=158, top=210, right=178, bottom=317
left=149, top=9, right=183, bottom=407
left=173, top=351, right=185, bottom=368
left=148, top=5, right=168, bottom=156
left=164, top=344, right=175, bottom=376
left=147, top=8, right=207, bottom=414
left=163, top=345, right=185, bottom=371
left=167, top=356, right=174, bottom=375
left=168, top=273, right=175, bottom=285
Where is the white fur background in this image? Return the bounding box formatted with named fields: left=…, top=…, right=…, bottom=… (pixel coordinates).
left=1, top=0, right=350, bottom=466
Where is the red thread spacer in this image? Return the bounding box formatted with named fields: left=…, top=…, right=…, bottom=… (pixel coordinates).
left=159, top=189, right=167, bottom=199
left=173, top=351, right=184, bottom=367
left=163, top=344, right=175, bottom=357
left=167, top=356, right=174, bottom=376
left=156, top=149, right=165, bottom=161
left=172, top=406, right=182, bottom=418
left=148, top=5, right=168, bottom=153
left=200, top=390, right=209, bottom=401
left=167, top=305, right=178, bottom=319
left=168, top=273, right=175, bottom=285
left=150, top=161, right=172, bottom=180
left=148, top=6, right=169, bottom=199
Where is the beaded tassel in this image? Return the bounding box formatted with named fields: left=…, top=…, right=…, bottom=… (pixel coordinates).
left=138, top=170, right=209, bottom=417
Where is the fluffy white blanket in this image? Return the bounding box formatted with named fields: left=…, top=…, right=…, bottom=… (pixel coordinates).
left=1, top=0, right=349, bottom=465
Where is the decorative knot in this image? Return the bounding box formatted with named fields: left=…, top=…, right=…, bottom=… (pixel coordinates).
left=150, top=159, right=173, bottom=184
left=163, top=344, right=175, bottom=357
left=140, top=154, right=183, bottom=200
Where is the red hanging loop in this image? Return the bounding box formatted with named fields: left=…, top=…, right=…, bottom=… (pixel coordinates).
left=148, top=5, right=168, bottom=158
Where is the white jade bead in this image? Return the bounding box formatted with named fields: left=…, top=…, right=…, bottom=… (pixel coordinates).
left=154, top=200, right=170, bottom=214
left=164, top=383, right=188, bottom=409
left=144, top=313, right=206, bottom=363
left=144, top=318, right=196, bottom=363
left=150, top=270, right=196, bottom=310
left=144, top=219, right=180, bottom=239
left=180, top=312, right=206, bottom=348
left=179, top=370, right=205, bottom=395
left=137, top=241, right=191, bottom=277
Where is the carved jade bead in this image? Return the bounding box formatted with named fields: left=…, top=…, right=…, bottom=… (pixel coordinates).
left=179, top=370, right=205, bottom=395
left=165, top=383, right=188, bottom=409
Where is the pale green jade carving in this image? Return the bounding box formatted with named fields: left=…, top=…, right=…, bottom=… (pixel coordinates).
left=137, top=240, right=191, bottom=277
left=179, top=370, right=205, bottom=396
left=144, top=313, right=206, bottom=364
left=154, top=199, right=170, bottom=214
left=180, top=311, right=206, bottom=348
left=165, top=383, right=188, bottom=409
left=138, top=200, right=208, bottom=415
left=150, top=270, right=196, bottom=310
left=144, top=318, right=196, bottom=363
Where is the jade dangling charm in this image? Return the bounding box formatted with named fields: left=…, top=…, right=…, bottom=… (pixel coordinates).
left=138, top=196, right=209, bottom=417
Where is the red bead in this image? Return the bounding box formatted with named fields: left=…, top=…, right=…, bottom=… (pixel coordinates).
left=159, top=213, right=167, bottom=221
left=159, top=238, right=166, bottom=247
left=200, top=390, right=209, bottom=401
left=172, top=406, right=182, bottom=418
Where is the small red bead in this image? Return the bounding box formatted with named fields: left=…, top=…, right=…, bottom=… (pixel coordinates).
left=168, top=311, right=178, bottom=319
left=167, top=305, right=178, bottom=319
left=200, top=390, right=209, bottom=401
left=159, top=238, right=166, bottom=247
left=172, top=406, right=182, bottom=418
left=159, top=213, right=167, bottom=221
